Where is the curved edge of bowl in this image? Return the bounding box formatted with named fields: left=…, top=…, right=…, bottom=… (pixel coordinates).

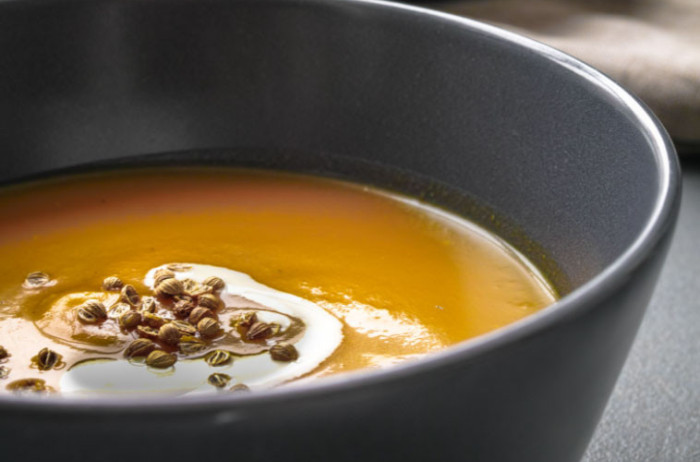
left=0, top=0, right=682, bottom=413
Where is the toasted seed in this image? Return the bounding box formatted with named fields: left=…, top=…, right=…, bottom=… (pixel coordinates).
left=202, top=276, right=225, bottom=291
left=189, top=307, right=215, bottom=325
left=167, top=263, right=192, bottom=272
left=23, top=271, right=51, bottom=289
left=119, top=310, right=142, bottom=329
left=158, top=323, right=182, bottom=345
left=36, top=348, right=61, bottom=370
left=177, top=294, right=194, bottom=304
left=197, top=318, right=221, bottom=339
left=77, top=308, right=98, bottom=324
left=77, top=300, right=107, bottom=324
left=142, top=312, right=167, bottom=328
left=109, top=302, right=132, bottom=318
left=6, top=378, right=48, bottom=393
left=188, top=282, right=213, bottom=296
left=171, top=320, right=197, bottom=336
left=155, top=278, right=184, bottom=297
left=205, top=350, right=233, bottom=367
left=102, top=276, right=123, bottom=291
left=173, top=297, right=196, bottom=318
left=0, top=346, right=8, bottom=360
left=145, top=350, right=176, bottom=369
left=154, top=269, right=175, bottom=286
left=230, top=311, right=257, bottom=329
left=197, top=293, right=223, bottom=311
left=124, top=338, right=157, bottom=358
left=141, top=296, right=157, bottom=313
left=0, top=366, right=9, bottom=379
left=269, top=343, right=299, bottom=362
left=229, top=383, right=250, bottom=392
left=181, top=278, right=207, bottom=296
left=83, top=300, right=107, bottom=316
left=246, top=321, right=273, bottom=341
left=208, top=373, right=231, bottom=388
left=120, top=284, right=140, bottom=306
left=178, top=336, right=207, bottom=355
left=136, top=325, right=160, bottom=340
left=173, top=304, right=195, bottom=319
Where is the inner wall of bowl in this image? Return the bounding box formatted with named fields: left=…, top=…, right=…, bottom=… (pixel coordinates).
left=0, top=0, right=661, bottom=295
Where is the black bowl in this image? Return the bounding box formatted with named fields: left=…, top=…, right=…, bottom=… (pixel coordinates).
left=0, top=0, right=680, bottom=461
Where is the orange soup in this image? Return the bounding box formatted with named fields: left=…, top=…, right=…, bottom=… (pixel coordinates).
left=0, top=168, right=556, bottom=396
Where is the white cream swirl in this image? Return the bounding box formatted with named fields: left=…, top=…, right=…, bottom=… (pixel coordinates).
left=59, top=264, right=343, bottom=395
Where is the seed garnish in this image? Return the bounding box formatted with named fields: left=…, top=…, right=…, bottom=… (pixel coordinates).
left=269, top=343, right=299, bottom=362
left=136, top=325, right=160, bottom=340
left=102, top=276, right=123, bottom=291
left=173, top=298, right=196, bottom=318
left=23, top=271, right=52, bottom=289
left=153, top=269, right=175, bottom=286
left=124, top=339, right=156, bottom=358
left=246, top=321, right=273, bottom=341
left=6, top=378, right=50, bottom=393
left=120, top=285, right=140, bottom=306
left=36, top=348, right=61, bottom=370
left=202, top=276, right=225, bottom=291
left=178, top=336, right=207, bottom=356
left=155, top=278, right=184, bottom=297
left=230, top=311, right=257, bottom=330
left=205, top=350, right=232, bottom=367
left=158, top=323, right=182, bottom=345
left=77, top=300, right=108, bottom=324
left=145, top=350, right=176, bottom=369
left=208, top=373, right=231, bottom=388
left=197, top=294, right=223, bottom=311
left=142, top=312, right=167, bottom=328
left=141, top=297, right=157, bottom=313
left=197, top=318, right=221, bottom=339
left=189, top=307, right=215, bottom=325
left=171, top=320, right=197, bottom=335
left=52, top=267, right=308, bottom=395
left=119, top=310, right=142, bottom=329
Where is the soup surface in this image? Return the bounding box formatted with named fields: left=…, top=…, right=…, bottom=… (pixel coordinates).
left=0, top=168, right=556, bottom=396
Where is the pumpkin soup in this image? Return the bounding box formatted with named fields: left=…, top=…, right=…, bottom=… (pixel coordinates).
left=0, top=168, right=556, bottom=396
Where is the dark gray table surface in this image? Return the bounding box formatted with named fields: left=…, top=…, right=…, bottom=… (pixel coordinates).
left=583, top=157, right=700, bottom=461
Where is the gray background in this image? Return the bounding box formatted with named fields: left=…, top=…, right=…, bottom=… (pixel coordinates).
left=584, top=158, right=700, bottom=461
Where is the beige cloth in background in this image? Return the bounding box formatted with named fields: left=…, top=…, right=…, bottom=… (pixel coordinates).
left=435, top=0, right=700, bottom=143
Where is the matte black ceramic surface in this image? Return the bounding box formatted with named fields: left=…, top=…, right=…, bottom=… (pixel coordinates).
left=0, top=1, right=680, bottom=461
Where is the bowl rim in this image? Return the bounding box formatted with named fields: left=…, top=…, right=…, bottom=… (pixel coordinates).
left=0, top=0, right=681, bottom=413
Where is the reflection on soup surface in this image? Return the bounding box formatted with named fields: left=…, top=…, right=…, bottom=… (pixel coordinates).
left=0, top=168, right=556, bottom=396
